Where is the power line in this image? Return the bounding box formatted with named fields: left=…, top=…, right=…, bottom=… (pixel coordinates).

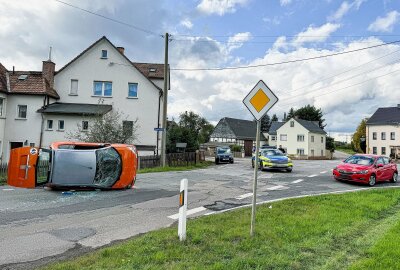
left=53, top=0, right=162, bottom=37
left=170, top=40, right=400, bottom=71
left=174, top=34, right=400, bottom=38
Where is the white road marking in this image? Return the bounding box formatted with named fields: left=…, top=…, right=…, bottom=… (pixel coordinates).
left=168, top=206, right=206, bottom=220
left=320, top=171, right=327, bottom=174
left=266, top=185, right=285, bottom=190
left=236, top=193, right=253, bottom=200
left=308, top=174, right=318, bottom=178
left=2, top=188, right=14, bottom=191
left=291, top=179, right=303, bottom=184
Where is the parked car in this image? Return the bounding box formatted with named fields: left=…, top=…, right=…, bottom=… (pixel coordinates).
left=252, top=149, right=293, bottom=172
left=215, top=146, right=234, bottom=164
left=332, top=154, right=398, bottom=186
left=260, top=145, right=277, bottom=150
left=7, top=142, right=138, bottom=190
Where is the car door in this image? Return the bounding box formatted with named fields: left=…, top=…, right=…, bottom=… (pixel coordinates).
left=8, top=147, right=39, bottom=188
left=375, top=157, right=386, bottom=181
left=383, top=157, right=393, bottom=180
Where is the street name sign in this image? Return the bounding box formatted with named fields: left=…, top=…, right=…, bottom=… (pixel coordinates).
left=154, top=127, right=165, bottom=132
left=243, top=80, right=278, bottom=121
left=243, top=80, right=278, bottom=237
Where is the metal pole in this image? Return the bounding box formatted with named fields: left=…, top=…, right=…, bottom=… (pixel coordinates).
left=250, top=119, right=261, bottom=236
left=161, top=33, right=169, bottom=167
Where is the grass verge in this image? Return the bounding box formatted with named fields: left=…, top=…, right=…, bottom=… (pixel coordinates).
left=43, top=188, right=400, bottom=270
left=336, top=147, right=357, bottom=155
left=138, top=161, right=214, bottom=174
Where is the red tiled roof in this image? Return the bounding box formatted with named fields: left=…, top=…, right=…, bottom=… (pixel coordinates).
left=9, top=71, right=60, bottom=99
left=0, top=63, right=8, bottom=93
left=132, top=62, right=164, bottom=79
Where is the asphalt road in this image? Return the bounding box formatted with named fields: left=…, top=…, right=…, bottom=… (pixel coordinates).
left=1, top=153, right=399, bottom=269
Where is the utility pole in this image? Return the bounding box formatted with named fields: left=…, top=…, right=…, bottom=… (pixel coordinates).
left=161, top=33, right=169, bottom=167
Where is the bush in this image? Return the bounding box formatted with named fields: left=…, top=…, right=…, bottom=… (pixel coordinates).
left=230, top=144, right=242, bottom=152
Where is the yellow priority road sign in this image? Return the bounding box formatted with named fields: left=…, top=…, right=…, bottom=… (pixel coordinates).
left=243, top=80, right=278, bottom=120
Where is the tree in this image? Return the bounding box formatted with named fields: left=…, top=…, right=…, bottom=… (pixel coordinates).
left=292, top=105, right=326, bottom=129
left=271, top=114, right=278, bottom=122
left=260, top=114, right=271, bottom=132
left=326, top=136, right=335, bottom=153
left=67, top=110, right=138, bottom=144
left=287, top=107, right=296, bottom=120
left=352, top=119, right=367, bottom=153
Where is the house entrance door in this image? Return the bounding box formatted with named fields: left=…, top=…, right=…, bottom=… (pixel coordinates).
left=244, top=140, right=253, bottom=157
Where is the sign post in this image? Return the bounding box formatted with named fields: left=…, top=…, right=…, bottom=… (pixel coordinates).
left=243, top=80, right=278, bottom=236
left=178, top=178, right=188, bottom=241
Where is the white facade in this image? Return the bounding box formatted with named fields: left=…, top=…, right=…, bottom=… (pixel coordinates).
left=276, top=119, right=326, bottom=157
left=366, top=124, right=399, bottom=156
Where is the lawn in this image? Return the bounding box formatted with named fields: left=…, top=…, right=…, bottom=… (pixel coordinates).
left=138, top=161, right=213, bottom=174
left=43, top=188, right=400, bottom=270
left=336, top=147, right=357, bottom=155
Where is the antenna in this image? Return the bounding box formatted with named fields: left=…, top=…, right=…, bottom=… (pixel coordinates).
left=48, top=46, right=52, bottom=61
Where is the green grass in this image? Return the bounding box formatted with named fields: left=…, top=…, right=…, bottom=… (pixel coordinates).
left=43, top=188, right=400, bottom=270
left=0, top=174, right=6, bottom=185
left=138, top=161, right=213, bottom=174
left=336, top=147, right=357, bottom=155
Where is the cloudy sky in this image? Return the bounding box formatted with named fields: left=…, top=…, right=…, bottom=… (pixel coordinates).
left=1, top=0, right=400, bottom=135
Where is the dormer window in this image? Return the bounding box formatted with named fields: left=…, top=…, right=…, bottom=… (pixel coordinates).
left=18, top=74, right=28, bottom=80
left=290, top=121, right=294, bottom=127
left=149, top=68, right=156, bottom=72
left=101, top=50, right=108, bottom=59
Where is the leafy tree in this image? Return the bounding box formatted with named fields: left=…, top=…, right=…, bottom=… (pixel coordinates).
left=292, top=105, right=326, bottom=129
left=260, top=114, right=271, bottom=132
left=271, top=114, right=278, bottom=122
left=326, top=136, right=335, bottom=153
left=67, top=110, right=138, bottom=144
left=287, top=107, right=296, bottom=120
left=352, top=119, right=367, bottom=153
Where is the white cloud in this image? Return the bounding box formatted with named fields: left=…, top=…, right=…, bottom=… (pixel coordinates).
left=280, top=0, right=292, bottom=6
left=328, top=0, right=366, bottom=22
left=197, top=0, right=249, bottom=16
left=368, top=10, right=400, bottom=32
left=180, top=18, right=193, bottom=29
left=262, top=16, right=281, bottom=25
left=293, top=23, right=341, bottom=44
left=227, top=32, right=252, bottom=52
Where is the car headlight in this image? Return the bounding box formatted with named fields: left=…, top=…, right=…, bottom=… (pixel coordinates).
left=356, top=170, right=369, bottom=174
left=333, top=166, right=338, bottom=170
left=288, top=158, right=292, bottom=162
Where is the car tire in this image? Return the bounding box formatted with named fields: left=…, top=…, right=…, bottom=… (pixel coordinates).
left=230, top=160, right=234, bottom=164
left=215, top=158, right=219, bottom=165
left=286, top=168, right=292, bottom=173
left=391, top=172, right=398, bottom=183
left=368, top=174, right=376, bottom=187
left=260, top=161, right=264, bottom=171
left=252, top=160, right=254, bottom=168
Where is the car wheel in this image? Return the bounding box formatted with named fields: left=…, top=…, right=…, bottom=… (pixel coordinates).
left=391, top=172, right=398, bottom=183
left=286, top=168, right=292, bottom=173
left=368, top=174, right=376, bottom=187
left=260, top=161, right=264, bottom=171
left=252, top=160, right=254, bottom=168
left=230, top=159, right=234, bottom=164
left=215, top=158, right=219, bottom=165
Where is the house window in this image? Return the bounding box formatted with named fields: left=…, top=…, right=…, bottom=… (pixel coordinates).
left=58, top=120, right=65, bottom=131
left=382, top=147, right=386, bottom=155
left=391, top=132, right=395, bottom=140
left=47, top=120, right=53, bottom=130
left=29, top=143, right=35, bottom=147
left=17, top=105, right=27, bottom=119
left=381, top=132, right=386, bottom=140
left=373, top=147, right=377, bottom=154
left=70, top=79, right=78, bottom=95
left=123, top=121, right=133, bottom=136
left=297, top=148, right=305, bottom=155
left=271, top=135, right=276, bottom=141
left=290, top=121, right=294, bottom=127
left=93, top=81, right=112, bottom=97
left=311, top=135, right=314, bottom=142
left=311, top=149, right=314, bottom=156
left=128, top=83, right=138, bottom=98
left=0, top=98, right=4, bottom=116
left=321, top=137, right=324, bottom=143
left=372, top=132, right=377, bottom=140
left=101, top=50, right=108, bottom=58
left=280, top=134, right=287, bottom=141
left=321, top=150, right=324, bottom=156
left=297, top=135, right=305, bottom=142
left=82, top=121, right=89, bottom=131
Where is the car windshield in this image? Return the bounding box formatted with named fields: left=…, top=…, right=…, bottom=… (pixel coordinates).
left=94, top=147, right=122, bottom=187
left=217, top=148, right=231, bottom=154
left=262, top=149, right=284, bottom=157
left=344, top=155, right=374, bottom=165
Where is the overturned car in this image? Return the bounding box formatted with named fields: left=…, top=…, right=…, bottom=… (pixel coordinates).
left=7, top=142, right=138, bottom=190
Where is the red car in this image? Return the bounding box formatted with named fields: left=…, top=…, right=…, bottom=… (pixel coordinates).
left=333, top=154, right=398, bottom=186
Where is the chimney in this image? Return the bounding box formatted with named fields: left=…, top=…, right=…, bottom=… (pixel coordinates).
left=42, top=60, right=55, bottom=88
left=117, top=47, right=125, bottom=55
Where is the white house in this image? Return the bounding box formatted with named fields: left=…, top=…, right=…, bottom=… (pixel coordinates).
left=0, top=36, right=167, bottom=160
left=276, top=118, right=326, bottom=158
left=366, top=105, right=400, bottom=157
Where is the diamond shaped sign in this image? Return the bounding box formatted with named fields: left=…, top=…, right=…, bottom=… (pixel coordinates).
left=243, top=80, right=278, bottom=120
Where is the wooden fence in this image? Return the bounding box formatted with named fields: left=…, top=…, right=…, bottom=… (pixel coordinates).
left=138, top=151, right=206, bottom=169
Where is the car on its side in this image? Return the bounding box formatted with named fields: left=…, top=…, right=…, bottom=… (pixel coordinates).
left=215, top=146, right=234, bottom=164
left=332, top=154, right=398, bottom=186
left=252, top=149, right=293, bottom=172
left=8, top=142, right=138, bottom=190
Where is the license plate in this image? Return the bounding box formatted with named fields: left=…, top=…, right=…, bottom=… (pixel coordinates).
left=274, top=164, right=287, bottom=167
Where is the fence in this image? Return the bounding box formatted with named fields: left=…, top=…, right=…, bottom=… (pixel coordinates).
left=138, top=151, right=206, bottom=169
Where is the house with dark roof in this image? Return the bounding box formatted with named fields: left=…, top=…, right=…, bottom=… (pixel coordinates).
left=263, top=121, right=285, bottom=147
left=276, top=118, right=327, bottom=158
left=366, top=105, right=400, bottom=157
left=0, top=36, right=168, bottom=159
left=209, top=117, right=266, bottom=156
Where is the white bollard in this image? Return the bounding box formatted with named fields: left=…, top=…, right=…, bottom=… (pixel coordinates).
left=178, top=178, right=188, bottom=241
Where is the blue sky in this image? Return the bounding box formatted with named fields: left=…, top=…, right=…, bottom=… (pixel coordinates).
left=1, top=0, right=400, bottom=136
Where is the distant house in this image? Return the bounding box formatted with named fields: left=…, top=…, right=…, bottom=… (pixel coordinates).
left=276, top=118, right=326, bottom=157
left=263, top=121, right=284, bottom=147
left=366, top=105, right=400, bottom=157
left=209, top=117, right=266, bottom=156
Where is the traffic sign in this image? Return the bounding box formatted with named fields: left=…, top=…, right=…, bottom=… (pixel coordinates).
left=154, top=127, right=165, bottom=132
left=243, top=80, right=278, bottom=120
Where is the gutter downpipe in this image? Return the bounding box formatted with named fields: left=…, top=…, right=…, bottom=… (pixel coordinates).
left=156, top=90, right=162, bottom=155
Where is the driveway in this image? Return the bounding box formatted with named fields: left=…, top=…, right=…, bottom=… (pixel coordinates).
left=0, top=157, right=398, bottom=269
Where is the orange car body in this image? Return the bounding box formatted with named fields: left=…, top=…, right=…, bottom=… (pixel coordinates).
left=7, top=142, right=138, bottom=190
